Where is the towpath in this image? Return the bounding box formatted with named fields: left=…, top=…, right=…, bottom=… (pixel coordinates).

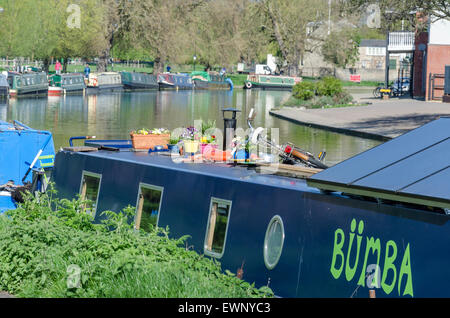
left=270, top=89, right=450, bottom=140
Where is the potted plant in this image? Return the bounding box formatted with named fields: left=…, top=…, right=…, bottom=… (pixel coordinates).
left=200, top=134, right=218, bottom=154
left=130, top=128, right=170, bottom=150
left=168, top=135, right=181, bottom=153
left=181, top=126, right=200, bottom=154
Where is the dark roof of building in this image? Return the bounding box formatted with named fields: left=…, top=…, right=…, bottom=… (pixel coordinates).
left=307, top=118, right=450, bottom=210
left=360, top=39, right=386, bottom=48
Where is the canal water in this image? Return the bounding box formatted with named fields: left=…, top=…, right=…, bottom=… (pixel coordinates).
left=0, top=89, right=381, bottom=166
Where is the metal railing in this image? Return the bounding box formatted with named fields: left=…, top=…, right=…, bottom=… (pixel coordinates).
left=388, top=32, right=415, bottom=52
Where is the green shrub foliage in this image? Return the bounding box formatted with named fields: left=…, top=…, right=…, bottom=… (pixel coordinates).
left=0, top=187, right=273, bottom=298
left=290, top=77, right=353, bottom=108
left=315, top=77, right=343, bottom=97
left=292, top=81, right=316, bottom=100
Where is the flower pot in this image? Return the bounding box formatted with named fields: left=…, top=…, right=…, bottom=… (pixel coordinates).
left=183, top=140, right=199, bottom=154
left=130, top=133, right=170, bottom=150
left=201, top=143, right=218, bottom=154
left=168, top=144, right=180, bottom=154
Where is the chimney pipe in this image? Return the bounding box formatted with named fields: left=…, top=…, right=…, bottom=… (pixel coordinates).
left=221, top=108, right=241, bottom=151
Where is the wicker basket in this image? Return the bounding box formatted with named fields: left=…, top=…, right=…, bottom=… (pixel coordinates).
left=130, top=133, right=170, bottom=150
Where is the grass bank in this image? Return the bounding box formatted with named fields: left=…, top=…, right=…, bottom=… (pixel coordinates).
left=0, top=188, right=273, bottom=298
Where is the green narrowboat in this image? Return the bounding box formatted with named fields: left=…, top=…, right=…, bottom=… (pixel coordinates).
left=120, top=71, right=159, bottom=90
left=7, top=72, right=49, bottom=97
left=48, top=73, right=86, bottom=96
left=191, top=71, right=232, bottom=90
left=244, top=74, right=302, bottom=90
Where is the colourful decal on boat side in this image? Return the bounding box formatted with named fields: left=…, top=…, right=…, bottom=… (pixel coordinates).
left=330, top=219, right=414, bottom=297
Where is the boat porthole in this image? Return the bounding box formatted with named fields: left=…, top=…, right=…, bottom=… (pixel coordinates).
left=263, top=215, right=285, bottom=270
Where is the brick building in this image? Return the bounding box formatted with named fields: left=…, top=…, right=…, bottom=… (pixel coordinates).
left=413, top=16, right=450, bottom=100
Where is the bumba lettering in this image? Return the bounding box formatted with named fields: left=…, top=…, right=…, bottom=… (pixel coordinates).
left=330, top=219, right=414, bottom=297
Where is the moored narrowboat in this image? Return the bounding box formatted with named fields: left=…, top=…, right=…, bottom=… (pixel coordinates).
left=52, top=117, right=450, bottom=298
left=0, top=73, right=9, bottom=99
left=48, top=73, right=86, bottom=96
left=244, top=74, right=302, bottom=90
left=86, top=72, right=123, bottom=94
left=191, top=71, right=233, bottom=90
left=7, top=72, right=49, bottom=97
left=158, top=73, right=193, bottom=90
left=120, top=71, right=159, bottom=91
left=0, top=120, right=55, bottom=213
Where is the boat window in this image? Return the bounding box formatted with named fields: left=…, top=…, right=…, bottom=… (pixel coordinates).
left=79, top=171, right=102, bottom=218
left=134, top=183, right=163, bottom=233
left=204, top=198, right=232, bottom=258
left=263, top=215, right=285, bottom=270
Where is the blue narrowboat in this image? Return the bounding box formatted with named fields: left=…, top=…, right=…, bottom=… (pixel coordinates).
left=158, top=73, right=193, bottom=90
left=52, top=117, right=450, bottom=298
left=120, top=71, right=159, bottom=90
left=0, top=120, right=55, bottom=213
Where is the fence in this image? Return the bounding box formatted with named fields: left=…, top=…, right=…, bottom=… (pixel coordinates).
left=388, top=32, right=415, bottom=52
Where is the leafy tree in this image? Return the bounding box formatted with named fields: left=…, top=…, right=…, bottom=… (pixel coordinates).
left=322, top=28, right=361, bottom=69
left=255, top=0, right=328, bottom=77
left=118, top=0, right=204, bottom=74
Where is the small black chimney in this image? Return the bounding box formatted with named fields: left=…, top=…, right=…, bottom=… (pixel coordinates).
left=221, top=108, right=241, bottom=151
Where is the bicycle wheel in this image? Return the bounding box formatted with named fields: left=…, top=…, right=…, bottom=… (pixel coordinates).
left=373, top=87, right=381, bottom=98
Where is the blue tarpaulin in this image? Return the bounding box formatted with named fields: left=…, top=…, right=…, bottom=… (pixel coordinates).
left=0, top=120, right=55, bottom=186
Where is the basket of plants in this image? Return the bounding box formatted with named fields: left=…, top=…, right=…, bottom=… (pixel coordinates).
left=130, top=128, right=171, bottom=150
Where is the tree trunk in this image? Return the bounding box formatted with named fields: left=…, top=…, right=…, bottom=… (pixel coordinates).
left=97, top=47, right=110, bottom=73
left=153, top=57, right=165, bottom=75
left=63, top=58, right=68, bottom=73
left=266, top=3, right=289, bottom=63
left=42, top=58, right=50, bottom=73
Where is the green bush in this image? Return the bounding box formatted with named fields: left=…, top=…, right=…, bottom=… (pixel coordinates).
left=292, top=81, right=316, bottom=100
left=0, top=187, right=273, bottom=298
left=332, top=90, right=353, bottom=105
left=315, top=76, right=343, bottom=97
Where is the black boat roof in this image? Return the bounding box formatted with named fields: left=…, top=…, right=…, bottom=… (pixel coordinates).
left=307, top=117, right=450, bottom=210
left=63, top=144, right=320, bottom=194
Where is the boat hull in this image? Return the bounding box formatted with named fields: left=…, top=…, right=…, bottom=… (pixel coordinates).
left=158, top=82, right=193, bottom=90
left=52, top=147, right=444, bottom=298
left=123, top=82, right=159, bottom=90
left=86, top=85, right=123, bottom=94
left=193, top=80, right=231, bottom=90
left=245, top=81, right=294, bottom=91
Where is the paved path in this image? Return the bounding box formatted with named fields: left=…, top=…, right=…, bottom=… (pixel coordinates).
left=0, top=291, right=14, bottom=298
left=271, top=92, right=450, bottom=140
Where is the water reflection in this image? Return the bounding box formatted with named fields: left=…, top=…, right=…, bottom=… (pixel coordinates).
left=5, top=90, right=380, bottom=165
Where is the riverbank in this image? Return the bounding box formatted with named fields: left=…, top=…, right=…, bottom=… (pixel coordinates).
left=271, top=94, right=450, bottom=140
